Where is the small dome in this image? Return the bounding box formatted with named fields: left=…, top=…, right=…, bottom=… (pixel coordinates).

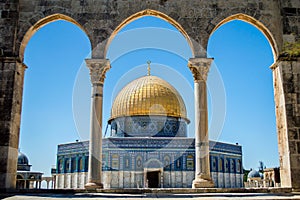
left=248, top=169, right=261, bottom=178
left=109, top=75, right=188, bottom=122
left=17, top=151, right=31, bottom=171
left=18, top=152, right=29, bottom=165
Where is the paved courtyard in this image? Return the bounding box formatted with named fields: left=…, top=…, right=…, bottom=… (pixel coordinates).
left=2, top=192, right=300, bottom=200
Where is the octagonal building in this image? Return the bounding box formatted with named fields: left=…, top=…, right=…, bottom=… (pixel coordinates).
left=54, top=72, right=243, bottom=189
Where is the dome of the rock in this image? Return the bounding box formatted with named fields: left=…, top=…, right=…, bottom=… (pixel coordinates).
left=109, top=75, right=189, bottom=137
left=110, top=75, right=188, bottom=121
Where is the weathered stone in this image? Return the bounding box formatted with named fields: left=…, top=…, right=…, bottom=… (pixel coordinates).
left=297, top=142, right=300, bottom=154
left=288, top=128, right=299, bottom=140
left=289, top=141, right=297, bottom=154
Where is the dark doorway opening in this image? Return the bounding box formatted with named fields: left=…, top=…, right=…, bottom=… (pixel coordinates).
left=147, top=171, right=160, bottom=188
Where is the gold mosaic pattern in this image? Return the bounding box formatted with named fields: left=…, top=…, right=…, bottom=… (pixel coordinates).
left=110, top=76, right=187, bottom=120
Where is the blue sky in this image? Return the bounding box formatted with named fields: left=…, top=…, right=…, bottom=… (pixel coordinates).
left=20, top=16, right=278, bottom=177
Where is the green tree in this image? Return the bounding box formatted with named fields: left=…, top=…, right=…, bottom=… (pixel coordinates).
left=243, top=168, right=250, bottom=182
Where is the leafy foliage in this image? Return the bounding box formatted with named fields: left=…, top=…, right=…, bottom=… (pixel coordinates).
left=280, top=41, right=300, bottom=60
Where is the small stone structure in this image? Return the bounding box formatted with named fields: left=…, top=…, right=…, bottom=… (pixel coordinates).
left=245, top=167, right=281, bottom=188
left=244, top=169, right=263, bottom=188
left=263, top=167, right=281, bottom=188
left=0, top=0, right=299, bottom=190
left=16, top=152, right=43, bottom=189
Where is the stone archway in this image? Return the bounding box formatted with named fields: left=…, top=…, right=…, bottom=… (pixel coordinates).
left=0, top=0, right=299, bottom=190
left=207, top=14, right=295, bottom=189
left=102, top=9, right=196, bottom=58
left=85, top=9, right=216, bottom=189
left=0, top=13, right=91, bottom=189
left=210, top=13, right=279, bottom=60
left=19, top=13, right=91, bottom=62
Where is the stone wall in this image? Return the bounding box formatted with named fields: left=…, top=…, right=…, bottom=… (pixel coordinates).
left=280, top=0, right=300, bottom=42
left=56, top=171, right=243, bottom=189
left=5, top=0, right=285, bottom=59
left=275, top=59, right=300, bottom=189
left=57, top=171, right=195, bottom=189
left=211, top=172, right=243, bottom=188
left=56, top=172, right=88, bottom=189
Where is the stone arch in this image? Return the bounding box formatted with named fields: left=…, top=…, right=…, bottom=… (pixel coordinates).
left=57, top=159, right=63, bottom=173
left=19, top=13, right=91, bottom=62
left=103, top=9, right=195, bottom=58
left=209, top=13, right=278, bottom=61
left=144, top=158, right=163, bottom=169
left=16, top=174, right=24, bottom=180
left=208, top=13, right=292, bottom=188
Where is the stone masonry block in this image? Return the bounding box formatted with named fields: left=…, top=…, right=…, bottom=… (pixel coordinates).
left=289, top=128, right=299, bottom=140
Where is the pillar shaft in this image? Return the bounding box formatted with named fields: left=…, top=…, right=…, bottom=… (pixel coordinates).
left=0, top=58, right=26, bottom=189
left=272, top=59, right=300, bottom=190
left=188, top=58, right=214, bottom=188
left=85, top=59, right=110, bottom=189
left=194, top=79, right=210, bottom=176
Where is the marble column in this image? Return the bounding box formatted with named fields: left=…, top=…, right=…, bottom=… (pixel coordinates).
left=188, top=58, right=214, bottom=188
left=85, top=59, right=110, bottom=189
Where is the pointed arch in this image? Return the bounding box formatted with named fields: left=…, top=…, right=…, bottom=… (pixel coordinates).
left=104, top=9, right=195, bottom=57
left=19, top=13, right=91, bottom=62
left=210, top=13, right=278, bottom=61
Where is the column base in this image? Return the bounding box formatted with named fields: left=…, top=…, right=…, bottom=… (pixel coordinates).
left=192, top=175, right=214, bottom=188
left=85, top=182, right=103, bottom=189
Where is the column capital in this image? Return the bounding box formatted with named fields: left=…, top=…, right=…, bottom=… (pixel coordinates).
left=188, top=58, right=213, bottom=82
left=86, top=59, right=111, bottom=84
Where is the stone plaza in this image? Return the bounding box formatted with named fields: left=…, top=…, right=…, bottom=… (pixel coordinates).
left=0, top=0, right=299, bottom=195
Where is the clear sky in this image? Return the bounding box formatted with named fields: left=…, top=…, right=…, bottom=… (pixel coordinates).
left=20, top=16, right=278, bottom=179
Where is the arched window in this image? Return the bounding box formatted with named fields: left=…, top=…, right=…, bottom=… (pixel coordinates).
left=111, top=154, right=119, bottom=170
left=225, top=159, right=229, bottom=173
left=102, top=154, right=107, bottom=170
left=175, top=156, right=182, bottom=170
left=164, top=155, right=171, bottom=170
left=237, top=159, right=242, bottom=173
left=123, top=156, right=130, bottom=170
left=136, top=156, right=143, bottom=170
left=78, top=157, right=83, bottom=172
left=230, top=159, right=235, bottom=173
left=186, top=154, right=194, bottom=170
left=212, top=157, right=218, bottom=172
left=58, top=159, right=63, bottom=173
left=219, top=158, right=224, bottom=172
left=71, top=157, right=76, bottom=173
left=84, top=156, right=88, bottom=172
left=65, top=158, right=70, bottom=173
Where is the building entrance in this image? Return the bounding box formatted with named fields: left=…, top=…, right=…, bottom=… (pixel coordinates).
left=147, top=171, right=160, bottom=188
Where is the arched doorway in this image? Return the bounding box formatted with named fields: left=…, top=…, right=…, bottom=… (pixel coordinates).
left=144, top=159, right=163, bottom=188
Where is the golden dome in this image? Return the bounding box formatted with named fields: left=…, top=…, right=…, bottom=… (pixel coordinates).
left=110, top=75, right=188, bottom=121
